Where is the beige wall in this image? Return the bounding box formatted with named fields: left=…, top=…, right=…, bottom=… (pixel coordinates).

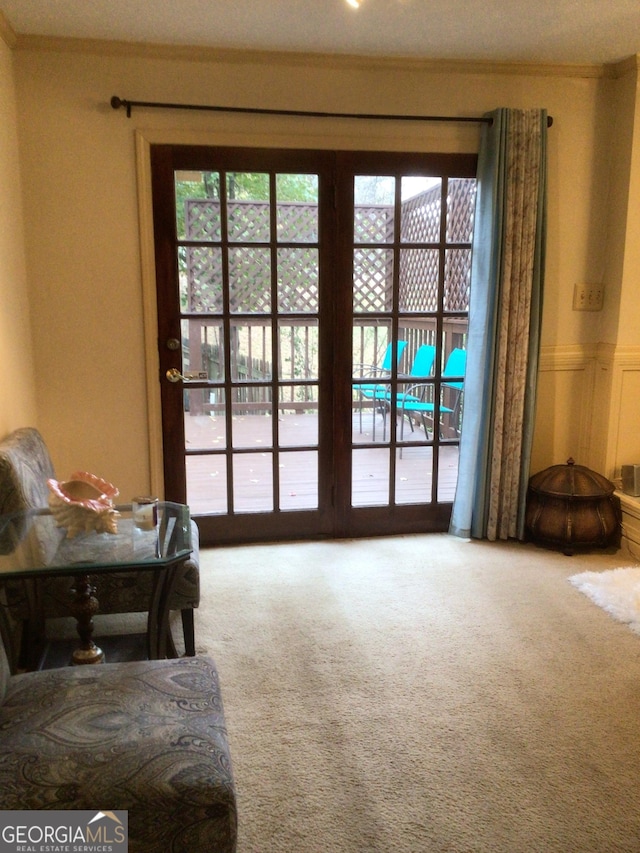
left=0, top=28, right=37, bottom=438
left=602, top=61, right=640, bottom=480
left=4, top=34, right=640, bottom=496
left=532, top=58, right=640, bottom=481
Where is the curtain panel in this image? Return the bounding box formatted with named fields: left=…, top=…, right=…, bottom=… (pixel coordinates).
left=450, top=108, right=548, bottom=541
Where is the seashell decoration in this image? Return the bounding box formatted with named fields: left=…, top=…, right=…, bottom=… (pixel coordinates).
left=47, top=471, right=120, bottom=538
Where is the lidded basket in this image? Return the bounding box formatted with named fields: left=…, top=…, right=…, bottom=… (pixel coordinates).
left=525, top=458, right=620, bottom=554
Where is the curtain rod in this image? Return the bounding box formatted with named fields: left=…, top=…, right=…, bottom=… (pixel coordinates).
left=110, top=96, right=553, bottom=127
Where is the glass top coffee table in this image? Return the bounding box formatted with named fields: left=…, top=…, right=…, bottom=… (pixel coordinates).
left=0, top=501, right=192, bottom=666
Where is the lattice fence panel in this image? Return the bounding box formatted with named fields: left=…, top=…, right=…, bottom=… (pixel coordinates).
left=277, top=203, right=318, bottom=243
left=445, top=249, right=471, bottom=311
left=228, top=247, right=271, bottom=313
left=185, top=183, right=475, bottom=316
left=400, top=184, right=442, bottom=243
left=185, top=200, right=221, bottom=242
left=353, top=248, right=394, bottom=313
left=398, top=181, right=475, bottom=313
left=228, top=201, right=271, bottom=242
left=277, top=248, right=319, bottom=313
left=183, top=247, right=223, bottom=312
left=354, top=206, right=394, bottom=243
left=447, top=179, right=476, bottom=243
left=399, top=250, right=439, bottom=312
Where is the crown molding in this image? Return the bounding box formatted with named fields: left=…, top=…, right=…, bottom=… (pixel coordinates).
left=607, top=54, right=639, bottom=79
left=11, top=33, right=618, bottom=79
left=0, top=10, right=17, bottom=49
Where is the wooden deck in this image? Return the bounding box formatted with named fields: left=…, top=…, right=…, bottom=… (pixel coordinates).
left=184, top=411, right=460, bottom=514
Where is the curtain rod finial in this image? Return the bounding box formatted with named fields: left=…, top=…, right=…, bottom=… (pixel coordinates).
left=111, top=96, right=132, bottom=117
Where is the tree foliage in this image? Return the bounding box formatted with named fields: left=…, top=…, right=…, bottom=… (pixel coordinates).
left=175, top=171, right=318, bottom=236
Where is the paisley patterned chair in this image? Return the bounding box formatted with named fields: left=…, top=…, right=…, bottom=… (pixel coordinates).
left=0, top=427, right=200, bottom=671
left=0, top=622, right=237, bottom=852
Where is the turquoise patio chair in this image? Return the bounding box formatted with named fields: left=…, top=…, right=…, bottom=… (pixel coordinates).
left=395, top=347, right=466, bottom=443
left=378, top=343, right=437, bottom=439
left=353, top=341, right=408, bottom=438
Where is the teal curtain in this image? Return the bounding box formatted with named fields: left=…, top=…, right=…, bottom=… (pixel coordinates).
left=449, top=108, right=547, bottom=541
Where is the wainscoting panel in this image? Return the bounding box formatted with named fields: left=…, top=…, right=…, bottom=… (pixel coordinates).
left=608, top=346, right=640, bottom=481
left=531, top=345, right=598, bottom=475
left=532, top=342, right=640, bottom=557
left=616, top=490, right=640, bottom=560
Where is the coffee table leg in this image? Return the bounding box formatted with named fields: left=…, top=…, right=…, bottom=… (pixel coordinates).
left=70, top=573, right=104, bottom=665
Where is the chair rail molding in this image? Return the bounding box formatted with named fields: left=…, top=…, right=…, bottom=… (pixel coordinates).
left=538, top=342, right=600, bottom=371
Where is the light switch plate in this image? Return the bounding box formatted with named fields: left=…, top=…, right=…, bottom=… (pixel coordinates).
left=573, top=283, right=604, bottom=311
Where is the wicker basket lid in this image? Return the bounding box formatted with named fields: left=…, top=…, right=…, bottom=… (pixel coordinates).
left=528, top=458, right=614, bottom=499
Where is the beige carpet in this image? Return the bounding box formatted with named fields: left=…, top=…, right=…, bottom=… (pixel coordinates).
left=47, top=534, right=640, bottom=851
left=190, top=534, right=640, bottom=853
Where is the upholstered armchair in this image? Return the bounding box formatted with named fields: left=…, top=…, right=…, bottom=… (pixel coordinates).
left=0, top=427, right=200, bottom=671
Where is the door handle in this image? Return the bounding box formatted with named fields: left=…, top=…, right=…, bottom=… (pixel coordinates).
left=166, top=368, right=184, bottom=383
left=166, top=367, right=209, bottom=383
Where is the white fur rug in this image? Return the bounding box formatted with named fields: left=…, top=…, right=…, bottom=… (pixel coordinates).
left=569, top=567, right=640, bottom=634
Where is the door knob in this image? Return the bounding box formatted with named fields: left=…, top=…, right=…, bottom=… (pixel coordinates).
left=166, top=338, right=181, bottom=351
left=166, top=368, right=184, bottom=383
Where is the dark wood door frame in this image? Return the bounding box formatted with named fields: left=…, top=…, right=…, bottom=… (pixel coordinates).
left=150, top=145, right=477, bottom=546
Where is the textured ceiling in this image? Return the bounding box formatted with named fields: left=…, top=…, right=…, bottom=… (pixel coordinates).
left=1, top=0, right=639, bottom=66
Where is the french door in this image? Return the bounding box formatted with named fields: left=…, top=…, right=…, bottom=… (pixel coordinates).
left=150, top=145, right=476, bottom=545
